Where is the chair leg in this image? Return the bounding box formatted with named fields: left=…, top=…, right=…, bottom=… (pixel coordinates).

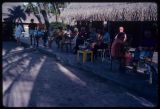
left=110, top=56, right=112, bottom=71
left=91, top=52, right=93, bottom=62
left=83, top=52, right=86, bottom=63
left=102, top=50, right=105, bottom=62
left=77, top=52, right=79, bottom=62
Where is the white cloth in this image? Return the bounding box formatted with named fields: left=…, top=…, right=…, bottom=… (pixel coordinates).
left=15, top=25, right=23, bottom=39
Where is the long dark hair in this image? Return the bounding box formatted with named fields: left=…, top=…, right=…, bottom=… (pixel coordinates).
left=117, top=32, right=125, bottom=40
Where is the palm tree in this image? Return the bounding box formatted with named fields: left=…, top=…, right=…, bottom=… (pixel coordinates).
left=7, top=5, right=26, bottom=24
left=51, top=2, right=66, bottom=22
left=37, top=3, right=50, bottom=29
left=7, top=5, right=26, bottom=31
left=24, top=2, right=42, bottom=23
left=23, top=2, right=68, bottom=29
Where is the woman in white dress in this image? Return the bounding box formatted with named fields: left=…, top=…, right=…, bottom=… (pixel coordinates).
left=15, top=23, right=23, bottom=45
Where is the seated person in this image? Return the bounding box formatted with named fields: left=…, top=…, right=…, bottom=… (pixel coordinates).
left=132, top=46, right=154, bottom=69
left=139, top=47, right=154, bottom=61
left=139, top=30, right=156, bottom=60
left=90, top=32, right=103, bottom=59
left=89, top=28, right=97, bottom=41
left=103, top=29, right=111, bottom=49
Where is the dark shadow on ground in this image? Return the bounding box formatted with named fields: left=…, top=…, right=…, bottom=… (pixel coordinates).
left=3, top=51, right=46, bottom=107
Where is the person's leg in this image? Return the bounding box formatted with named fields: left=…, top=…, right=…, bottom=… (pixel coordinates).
left=30, top=35, right=33, bottom=45
left=49, top=39, right=52, bottom=48
left=44, top=37, right=47, bottom=47
left=18, top=37, right=21, bottom=45
left=36, top=37, right=39, bottom=47
left=33, top=36, right=36, bottom=46
left=93, top=44, right=98, bottom=60
left=74, top=44, right=79, bottom=54
left=43, top=37, right=45, bottom=46
left=119, top=57, right=125, bottom=72
left=16, top=38, right=19, bottom=45
left=57, top=38, right=60, bottom=48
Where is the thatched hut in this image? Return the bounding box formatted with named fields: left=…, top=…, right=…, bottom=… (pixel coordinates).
left=60, top=3, right=158, bottom=48
left=60, top=3, right=157, bottom=22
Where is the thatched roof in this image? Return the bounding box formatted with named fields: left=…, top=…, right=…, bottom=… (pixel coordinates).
left=60, top=3, right=157, bottom=23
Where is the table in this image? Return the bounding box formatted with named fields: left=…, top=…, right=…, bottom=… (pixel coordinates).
left=77, top=50, right=93, bottom=63
left=79, top=45, right=87, bottom=50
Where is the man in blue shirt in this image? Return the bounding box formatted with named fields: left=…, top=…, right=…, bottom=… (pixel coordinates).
left=103, top=29, right=110, bottom=49
left=29, top=19, right=37, bottom=47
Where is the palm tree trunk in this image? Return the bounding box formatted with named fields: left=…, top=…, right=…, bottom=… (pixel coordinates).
left=41, top=10, right=50, bottom=30
left=56, top=14, right=58, bottom=22
left=30, top=3, right=42, bottom=23
left=37, top=3, right=50, bottom=30
left=18, top=17, right=25, bottom=32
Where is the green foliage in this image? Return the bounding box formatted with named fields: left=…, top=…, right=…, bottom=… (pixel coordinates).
left=50, top=22, right=66, bottom=30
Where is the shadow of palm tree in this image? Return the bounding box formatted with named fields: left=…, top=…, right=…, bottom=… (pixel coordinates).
left=3, top=51, right=47, bottom=107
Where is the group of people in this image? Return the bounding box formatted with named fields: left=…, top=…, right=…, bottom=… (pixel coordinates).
left=29, top=19, right=48, bottom=48
left=14, top=19, right=156, bottom=71
left=14, top=19, right=48, bottom=48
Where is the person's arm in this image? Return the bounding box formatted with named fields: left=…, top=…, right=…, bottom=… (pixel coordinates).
left=108, top=33, right=111, bottom=43
left=114, top=34, right=118, bottom=40
left=124, top=34, right=127, bottom=42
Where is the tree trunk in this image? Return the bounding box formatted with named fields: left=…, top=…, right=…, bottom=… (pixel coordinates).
left=55, top=14, right=58, bottom=22
left=41, top=10, right=50, bottom=30
left=37, top=3, right=50, bottom=30
left=30, top=3, right=42, bottom=23
left=19, top=17, right=25, bottom=32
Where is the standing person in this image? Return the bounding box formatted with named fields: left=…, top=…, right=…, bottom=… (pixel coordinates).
left=42, top=26, right=48, bottom=47
left=14, top=22, right=23, bottom=45
left=48, top=26, right=54, bottom=48
left=111, top=32, right=127, bottom=71
left=56, top=27, right=64, bottom=49
left=28, top=19, right=37, bottom=47
left=66, top=25, right=72, bottom=38
left=71, top=28, right=79, bottom=53
left=114, top=26, right=127, bottom=42
left=34, top=26, right=44, bottom=48
left=91, top=32, right=103, bottom=60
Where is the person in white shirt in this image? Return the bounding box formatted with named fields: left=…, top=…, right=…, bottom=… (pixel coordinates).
left=15, top=22, right=23, bottom=45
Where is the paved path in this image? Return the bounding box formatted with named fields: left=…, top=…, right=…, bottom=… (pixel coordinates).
left=19, top=36, right=158, bottom=104
left=3, top=41, right=155, bottom=107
